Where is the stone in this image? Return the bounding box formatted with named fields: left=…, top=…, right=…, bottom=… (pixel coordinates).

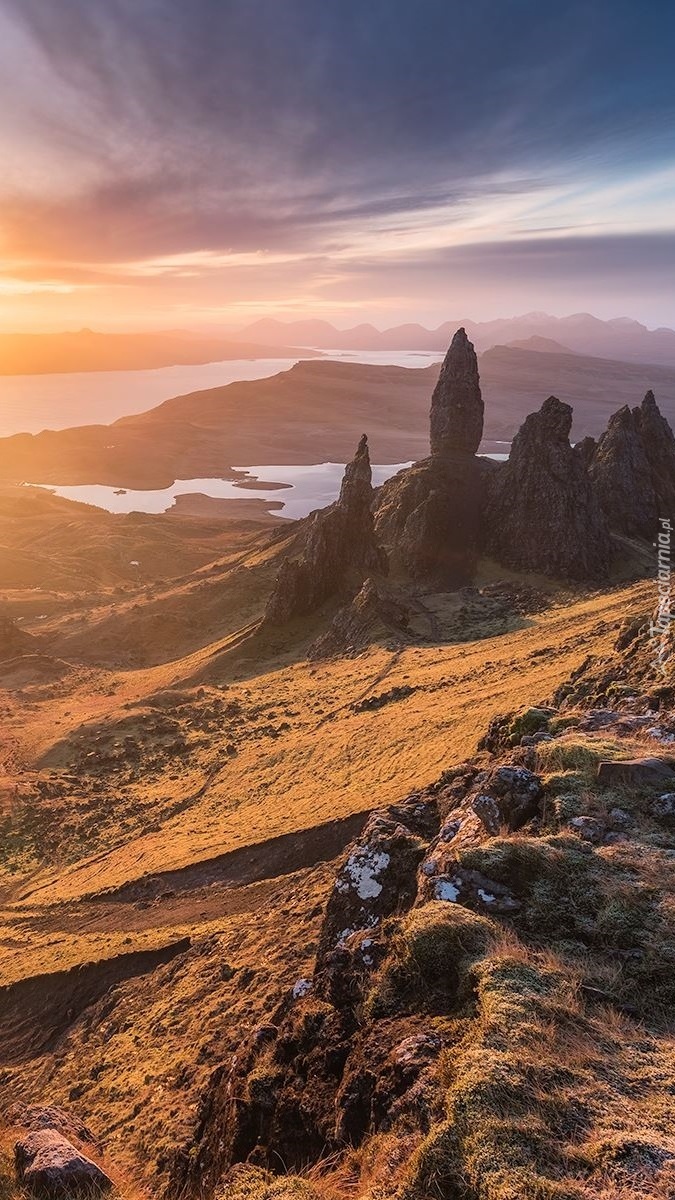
left=597, top=758, right=675, bottom=788
left=264, top=435, right=387, bottom=625
left=485, top=396, right=610, bottom=580
left=421, top=865, right=520, bottom=913
left=316, top=804, right=433, bottom=965
left=15, top=1129, right=113, bottom=1197
left=7, top=1106, right=100, bottom=1151
left=608, top=807, right=632, bottom=829
left=429, top=327, right=484, bottom=457
left=470, top=765, right=543, bottom=833
left=568, top=816, right=605, bottom=844
left=652, top=792, right=675, bottom=820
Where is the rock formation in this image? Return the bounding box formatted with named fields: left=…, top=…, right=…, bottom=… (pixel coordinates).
left=308, top=577, right=413, bottom=659
left=375, top=328, right=487, bottom=584
left=590, top=391, right=675, bottom=538
left=429, top=326, right=484, bottom=456
left=264, top=435, right=387, bottom=625
left=485, top=395, right=610, bottom=579
left=264, top=332, right=675, bottom=622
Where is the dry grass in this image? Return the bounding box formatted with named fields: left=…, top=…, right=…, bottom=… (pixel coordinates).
left=0, top=573, right=669, bottom=1198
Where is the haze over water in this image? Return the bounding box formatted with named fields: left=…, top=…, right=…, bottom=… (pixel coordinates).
left=0, top=350, right=442, bottom=438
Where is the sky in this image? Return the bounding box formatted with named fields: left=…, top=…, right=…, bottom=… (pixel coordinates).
left=0, top=0, right=674, bottom=333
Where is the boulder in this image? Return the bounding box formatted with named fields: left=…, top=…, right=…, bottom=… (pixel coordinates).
left=7, top=1105, right=100, bottom=1151
left=597, top=758, right=675, bottom=788
left=264, top=435, right=387, bottom=625
left=485, top=396, right=610, bottom=580
left=15, top=1129, right=113, bottom=1197
left=568, top=815, right=605, bottom=844
left=651, top=792, right=675, bottom=821
left=470, top=765, right=543, bottom=833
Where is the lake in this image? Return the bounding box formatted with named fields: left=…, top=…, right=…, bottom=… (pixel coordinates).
left=30, top=455, right=510, bottom=521
left=28, top=464, right=413, bottom=521
left=0, top=349, right=443, bottom=437
left=10, top=347, right=510, bottom=520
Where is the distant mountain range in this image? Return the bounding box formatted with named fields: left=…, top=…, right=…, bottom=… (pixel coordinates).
left=238, top=313, right=675, bottom=366
left=0, top=328, right=318, bottom=375
left=6, top=313, right=675, bottom=375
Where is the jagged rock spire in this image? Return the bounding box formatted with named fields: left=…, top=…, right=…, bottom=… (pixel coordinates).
left=339, top=433, right=372, bottom=511
left=485, top=395, right=610, bottom=580
left=590, top=389, right=675, bottom=537
left=429, top=327, right=484, bottom=457
left=264, top=434, right=387, bottom=626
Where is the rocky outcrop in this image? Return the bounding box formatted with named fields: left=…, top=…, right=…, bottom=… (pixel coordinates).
left=316, top=801, right=438, bottom=969
left=169, top=685, right=675, bottom=1200
left=375, top=329, right=488, bottom=585
left=485, top=396, right=610, bottom=579
left=264, top=435, right=387, bottom=625
left=308, top=577, right=412, bottom=658
left=590, top=391, right=675, bottom=538
left=429, top=327, right=484, bottom=457
left=15, top=1128, right=113, bottom=1197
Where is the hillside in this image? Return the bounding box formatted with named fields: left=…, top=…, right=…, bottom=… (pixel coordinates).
left=1, top=347, right=675, bottom=490
left=0, top=332, right=674, bottom=1200
left=1, top=571, right=673, bottom=1199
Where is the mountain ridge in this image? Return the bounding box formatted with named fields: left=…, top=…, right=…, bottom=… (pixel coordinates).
left=238, top=312, right=675, bottom=365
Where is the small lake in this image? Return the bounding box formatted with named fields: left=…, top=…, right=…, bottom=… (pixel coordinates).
left=28, top=464, right=413, bottom=521
left=0, top=349, right=443, bottom=438
left=29, top=454, right=510, bottom=521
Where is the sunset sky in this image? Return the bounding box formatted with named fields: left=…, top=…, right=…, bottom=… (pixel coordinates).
left=0, top=0, right=674, bottom=333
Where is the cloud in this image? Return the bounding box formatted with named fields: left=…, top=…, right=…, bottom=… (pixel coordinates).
left=0, top=1, right=674, bottom=326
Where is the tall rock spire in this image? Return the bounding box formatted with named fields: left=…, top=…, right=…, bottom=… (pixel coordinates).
left=264, top=434, right=387, bottom=625
left=429, top=327, right=484, bottom=457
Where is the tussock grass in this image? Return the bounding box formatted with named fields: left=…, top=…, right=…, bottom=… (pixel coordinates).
left=536, top=736, right=629, bottom=780
left=366, top=903, right=495, bottom=1018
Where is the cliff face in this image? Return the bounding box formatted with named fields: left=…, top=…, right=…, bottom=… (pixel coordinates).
left=264, top=435, right=387, bottom=625
left=590, top=391, right=675, bottom=538
left=485, top=395, right=610, bottom=580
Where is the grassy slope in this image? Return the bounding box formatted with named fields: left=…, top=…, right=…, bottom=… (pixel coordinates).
left=0, top=581, right=652, bottom=911
left=0, top=568, right=668, bottom=1198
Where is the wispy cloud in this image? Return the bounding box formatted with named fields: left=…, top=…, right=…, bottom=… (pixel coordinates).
left=0, top=0, right=673, bottom=327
